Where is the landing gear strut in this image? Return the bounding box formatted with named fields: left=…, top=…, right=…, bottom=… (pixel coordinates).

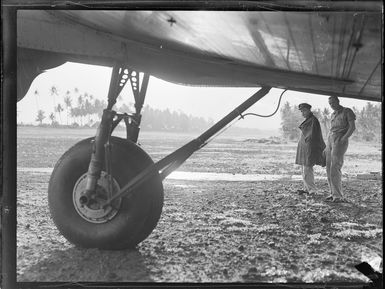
left=48, top=62, right=271, bottom=249
left=48, top=65, right=163, bottom=249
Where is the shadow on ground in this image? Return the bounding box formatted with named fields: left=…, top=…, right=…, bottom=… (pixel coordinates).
left=17, top=247, right=153, bottom=282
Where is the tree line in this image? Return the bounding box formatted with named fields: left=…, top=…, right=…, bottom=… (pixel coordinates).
left=280, top=101, right=381, bottom=142
left=31, top=86, right=214, bottom=132
left=26, top=86, right=382, bottom=141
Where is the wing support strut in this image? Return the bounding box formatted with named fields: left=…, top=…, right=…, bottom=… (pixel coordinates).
left=103, top=86, right=271, bottom=207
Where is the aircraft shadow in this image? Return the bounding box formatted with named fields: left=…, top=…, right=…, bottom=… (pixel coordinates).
left=17, top=246, right=154, bottom=282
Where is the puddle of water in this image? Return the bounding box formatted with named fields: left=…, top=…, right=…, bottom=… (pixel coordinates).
left=18, top=167, right=53, bottom=173
left=172, top=184, right=196, bottom=189
left=17, top=167, right=327, bottom=182
left=167, top=171, right=327, bottom=182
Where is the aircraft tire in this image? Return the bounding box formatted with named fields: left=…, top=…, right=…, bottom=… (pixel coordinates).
left=48, top=137, right=164, bottom=250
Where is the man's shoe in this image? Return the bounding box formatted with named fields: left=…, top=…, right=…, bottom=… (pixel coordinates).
left=332, top=197, right=346, bottom=203
left=297, top=189, right=309, bottom=195
left=308, top=190, right=318, bottom=196
left=325, top=195, right=333, bottom=201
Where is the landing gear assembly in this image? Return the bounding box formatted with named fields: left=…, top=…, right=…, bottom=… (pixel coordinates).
left=47, top=64, right=271, bottom=249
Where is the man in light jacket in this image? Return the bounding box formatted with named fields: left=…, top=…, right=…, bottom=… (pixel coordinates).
left=324, top=96, right=356, bottom=202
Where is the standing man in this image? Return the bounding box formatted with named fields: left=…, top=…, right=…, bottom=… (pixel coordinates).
left=295, top=103, right=326, bottom=195
left=325, top=96, right=356, bottom=202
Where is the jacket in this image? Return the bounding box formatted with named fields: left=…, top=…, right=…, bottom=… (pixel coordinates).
left=295, top=113, right=326, bottom=166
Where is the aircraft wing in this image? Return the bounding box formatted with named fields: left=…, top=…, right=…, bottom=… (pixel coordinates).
left=17, top=9, right=382, bottom=102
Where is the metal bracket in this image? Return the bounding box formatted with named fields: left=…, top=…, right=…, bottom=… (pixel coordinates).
left=107, top=66, right=131, bottom=109
left=126, top=71, right=150, bottom=142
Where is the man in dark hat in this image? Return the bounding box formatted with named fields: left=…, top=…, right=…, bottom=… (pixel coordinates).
left=295, top=103, right=326, bottom=195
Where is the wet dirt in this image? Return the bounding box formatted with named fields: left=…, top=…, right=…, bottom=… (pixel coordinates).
left=16, top=126, right=382, bottom=283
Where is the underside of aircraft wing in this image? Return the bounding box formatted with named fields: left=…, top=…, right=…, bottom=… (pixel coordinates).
left=17, top=9, right=382, bottom=102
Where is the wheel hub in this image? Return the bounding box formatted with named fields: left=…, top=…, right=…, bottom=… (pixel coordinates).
left=73, top=172, right=122, bottom=223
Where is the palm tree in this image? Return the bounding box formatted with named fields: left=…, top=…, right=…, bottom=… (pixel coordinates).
left=77, top=94, right=85, bottom=126
left=55, top=104, right=64, bottom=124
left=49, top=112, right=56, bottom=125
left=34, top=89, right=40, bottom=110
left=35, top=109, right=45, bottom=125
left=64, top=92, right=72, bottom=125
left=70, top=107, right=79, bottom=126
left=50, top=86, right=58, bottom=119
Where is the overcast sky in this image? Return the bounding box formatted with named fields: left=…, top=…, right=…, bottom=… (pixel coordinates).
left=17, top=62, right=376, bottom=130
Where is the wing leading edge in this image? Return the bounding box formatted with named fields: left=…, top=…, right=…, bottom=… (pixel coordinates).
left=17, top=10, right=382, bottom=101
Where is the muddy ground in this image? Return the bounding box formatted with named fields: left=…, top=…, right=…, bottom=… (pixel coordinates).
left=16, top=126, right=382, bottom=283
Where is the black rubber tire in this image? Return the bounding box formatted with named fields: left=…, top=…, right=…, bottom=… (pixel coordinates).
left=48, top=137, right=164, bottom=250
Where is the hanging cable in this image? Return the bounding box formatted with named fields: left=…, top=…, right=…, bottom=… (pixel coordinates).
left=240, top=89, right=287, bottom=118
left=200, top=89, right=288, bottom=147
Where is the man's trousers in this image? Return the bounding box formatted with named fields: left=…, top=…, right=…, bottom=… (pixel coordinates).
left=302, top=165, right=317, bottom=193
left=325, top=134, right=349, bottom=198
